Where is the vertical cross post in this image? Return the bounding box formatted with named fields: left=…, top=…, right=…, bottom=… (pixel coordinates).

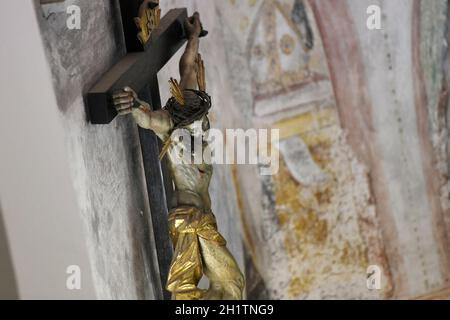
left=86, top=1, right=188, bottom=300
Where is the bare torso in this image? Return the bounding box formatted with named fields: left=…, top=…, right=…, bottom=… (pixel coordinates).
left=155, top=118, right=213, bottom=211
left=168, top=152, right=213, bottom=210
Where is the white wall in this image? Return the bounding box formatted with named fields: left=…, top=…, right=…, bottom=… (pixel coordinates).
left=0, top=0, right=96, bottom=299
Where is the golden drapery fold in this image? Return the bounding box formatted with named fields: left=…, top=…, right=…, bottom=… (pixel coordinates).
left=166, top=206, right=226, bottom=300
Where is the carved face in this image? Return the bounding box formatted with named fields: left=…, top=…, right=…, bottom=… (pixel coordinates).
left=168, top=116, right=210, bottom=164
left=185, top=116, right=210, bottom=140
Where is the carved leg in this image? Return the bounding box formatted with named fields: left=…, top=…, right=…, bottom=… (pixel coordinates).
left=198, top=237, right=245, bottom=300
left=166, top=230, right=205, bottom=300
left=166, top=208, right=244, bottom=300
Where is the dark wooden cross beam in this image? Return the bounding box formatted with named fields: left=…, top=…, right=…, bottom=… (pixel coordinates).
left=86, top=1, right=188, bottom=300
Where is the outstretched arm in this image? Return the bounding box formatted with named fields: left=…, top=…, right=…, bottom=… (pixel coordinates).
left=179, top=12, right=202, bottom=90
left=113, top=87, right=172, bottom=136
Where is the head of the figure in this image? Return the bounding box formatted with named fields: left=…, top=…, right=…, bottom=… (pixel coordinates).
left=164, top=88, right=211, bottom=139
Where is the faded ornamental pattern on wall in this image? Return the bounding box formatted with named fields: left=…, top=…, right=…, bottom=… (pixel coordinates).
left=220, top=0, right=391, bottom=299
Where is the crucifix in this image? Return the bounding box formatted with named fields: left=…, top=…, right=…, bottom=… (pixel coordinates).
left=87, top=0, right=186, bottom=300
left=87, top=0, right=244, bottom=300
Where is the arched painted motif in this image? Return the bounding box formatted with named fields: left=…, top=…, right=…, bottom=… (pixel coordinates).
left=246, top=0, right=330, bottom=120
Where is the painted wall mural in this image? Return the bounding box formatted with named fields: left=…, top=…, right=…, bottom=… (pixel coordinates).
left=219, top=0, right=449, bottom=299
left=218, top=0, right=393, bottom=299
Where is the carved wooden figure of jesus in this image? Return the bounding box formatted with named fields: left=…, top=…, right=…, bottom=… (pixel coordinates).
left=112, top=12, right=245, bottom=300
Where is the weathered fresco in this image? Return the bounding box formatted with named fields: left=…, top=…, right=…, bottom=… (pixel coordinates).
left=216, top=0, right=386, bottom=299
left=218, top=0, right=449, bottom=299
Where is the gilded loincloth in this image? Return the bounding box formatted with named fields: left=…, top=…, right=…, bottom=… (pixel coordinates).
left=166, top=206, right=226, bottom=299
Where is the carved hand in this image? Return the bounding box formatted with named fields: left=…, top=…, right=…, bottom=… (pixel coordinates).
left=112, top=87, right=150, bottom=115
left=184, top=12, right=202, bottom=38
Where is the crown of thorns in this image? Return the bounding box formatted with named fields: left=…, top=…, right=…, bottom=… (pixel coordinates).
left=164, top=78, right=211, bottom=129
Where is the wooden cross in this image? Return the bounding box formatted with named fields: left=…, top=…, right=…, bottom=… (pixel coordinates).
left=86, top=1, right=189, bottom=300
